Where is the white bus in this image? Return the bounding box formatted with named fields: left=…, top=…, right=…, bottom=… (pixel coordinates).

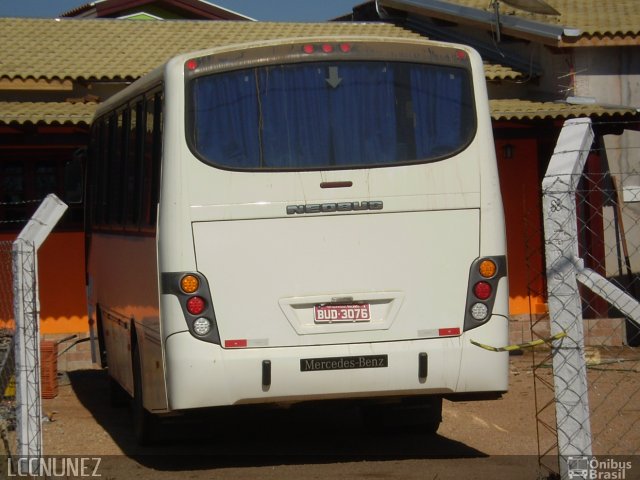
left=85, top=32, right=509, bottom=443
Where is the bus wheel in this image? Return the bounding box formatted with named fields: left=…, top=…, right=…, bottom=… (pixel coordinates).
left=132, top=345, right=157, bottom=445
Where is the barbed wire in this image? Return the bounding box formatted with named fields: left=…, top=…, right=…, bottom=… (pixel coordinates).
left=0, top=199, right=45, bottom=227
left=0, top=199, right=43, bottom=207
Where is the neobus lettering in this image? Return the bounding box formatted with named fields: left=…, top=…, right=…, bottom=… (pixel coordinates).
left=286, top=201, right=383, bottom=215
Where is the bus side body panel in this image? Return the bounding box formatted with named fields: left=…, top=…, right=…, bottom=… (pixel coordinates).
left=87, top=233, right=167, bottom=410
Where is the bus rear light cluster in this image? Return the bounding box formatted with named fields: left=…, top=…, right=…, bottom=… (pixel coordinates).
left=464, top=257, right=507, bottom=330
left=162, top=271, right=220, bottom=344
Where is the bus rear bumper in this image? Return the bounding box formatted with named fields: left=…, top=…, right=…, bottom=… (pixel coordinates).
left=164, top=320, right=508, bottom=411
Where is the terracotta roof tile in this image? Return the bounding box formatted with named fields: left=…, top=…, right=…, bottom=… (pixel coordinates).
left=2, top=98, right=636, bottom=127
left=0, top=17, right=527, bottom=82
left=490, top=98, right=639, bottom=121
left=484, top=62, right=523, bottom=81
left=0, top=18, right=422, bottom=81
left=0, top=101, right=97, bottom=125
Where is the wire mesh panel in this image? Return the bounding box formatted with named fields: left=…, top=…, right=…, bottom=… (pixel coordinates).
left=12, top=239, right=42, bottom=460
left=533, top=119, right=640, bottom=479
left=12, top=195, right=67, bottom=466
left=0, top=240, right=16, bottom=458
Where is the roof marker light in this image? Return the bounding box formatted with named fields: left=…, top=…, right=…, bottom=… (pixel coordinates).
left=303, top=44, right=314, bottom=54
left=321, top=44, right=334, bottom=53
left=186, top=59, right=198, bottom=71
left=339, top=43, right=352, bottom=53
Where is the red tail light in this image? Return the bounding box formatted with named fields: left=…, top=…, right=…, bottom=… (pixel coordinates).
left=473, top=281, right=492, bottom=300
left=186, top=296, right=206, bottom=315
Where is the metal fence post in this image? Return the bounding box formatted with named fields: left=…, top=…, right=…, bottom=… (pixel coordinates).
left=12, top=194, right=67, bottom=462
left=542, top=118, right=594, bottom=478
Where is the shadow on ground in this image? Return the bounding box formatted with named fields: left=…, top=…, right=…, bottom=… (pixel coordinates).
left=67, top=369, right=487, bottom=471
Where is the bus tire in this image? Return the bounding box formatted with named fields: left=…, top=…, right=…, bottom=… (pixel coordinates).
left=132, top=345, right=157, bottom=445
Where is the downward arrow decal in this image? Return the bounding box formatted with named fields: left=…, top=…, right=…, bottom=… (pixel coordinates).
left=326, top=66, right=342, bottom=88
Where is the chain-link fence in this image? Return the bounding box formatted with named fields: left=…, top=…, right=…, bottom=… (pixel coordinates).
left=0, top=195, right=67, bottom=468
left=531, top=118, right=640, bottom=479
left=0, top=240, right=16, bottom=458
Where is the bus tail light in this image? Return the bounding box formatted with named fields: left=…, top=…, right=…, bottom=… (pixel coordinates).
left=473, top=281, right=492, bottom=300
left=463, top=256, right=507, bottom=332
left=186, top=296, right=206, bottom=315
left=160, top=271, right=220, bottom=345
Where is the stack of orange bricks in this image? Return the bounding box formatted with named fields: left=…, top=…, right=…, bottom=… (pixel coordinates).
left=40, top=340, right=58, bottom=399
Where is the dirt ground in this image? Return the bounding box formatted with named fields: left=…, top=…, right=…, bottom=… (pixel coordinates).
left=10, top=351, right=637, bottom=479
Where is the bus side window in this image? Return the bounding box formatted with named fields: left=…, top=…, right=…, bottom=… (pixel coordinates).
left=124, top=101, right=143, bottom=230
left=142, top=91, right=162, bottom=230
left=97, top=116, right=113, bottom=228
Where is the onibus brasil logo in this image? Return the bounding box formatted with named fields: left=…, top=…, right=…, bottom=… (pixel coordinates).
left=568, top=456, right=633, bottom=480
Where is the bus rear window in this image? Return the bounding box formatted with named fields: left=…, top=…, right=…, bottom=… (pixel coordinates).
left=186, top=61, right=475, bottom=170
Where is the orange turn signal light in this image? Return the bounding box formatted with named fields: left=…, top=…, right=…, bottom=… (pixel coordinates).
left=180, top=274, right=200, bottom=294
left=478, top=259, right=497, bottom=278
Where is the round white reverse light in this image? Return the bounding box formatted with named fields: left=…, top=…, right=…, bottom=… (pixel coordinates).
left=193, top=317, right=211, bottom=336
left=470, top=302, right=488, bottom=321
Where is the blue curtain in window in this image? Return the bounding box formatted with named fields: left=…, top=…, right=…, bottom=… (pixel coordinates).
left=259, top=66, right=331, bottom=168
left=411, top=68, right=464, bottom=158
left=259, top=64, right=397, bottom=167
left=193, top=63, right=399, bottom=169
left=330, top=64, right=397, bottom=165
left=192, top=71, right=260, bottom=168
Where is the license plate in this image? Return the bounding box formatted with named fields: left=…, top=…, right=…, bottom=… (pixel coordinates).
left=314, top=304, right=371, bottom=323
